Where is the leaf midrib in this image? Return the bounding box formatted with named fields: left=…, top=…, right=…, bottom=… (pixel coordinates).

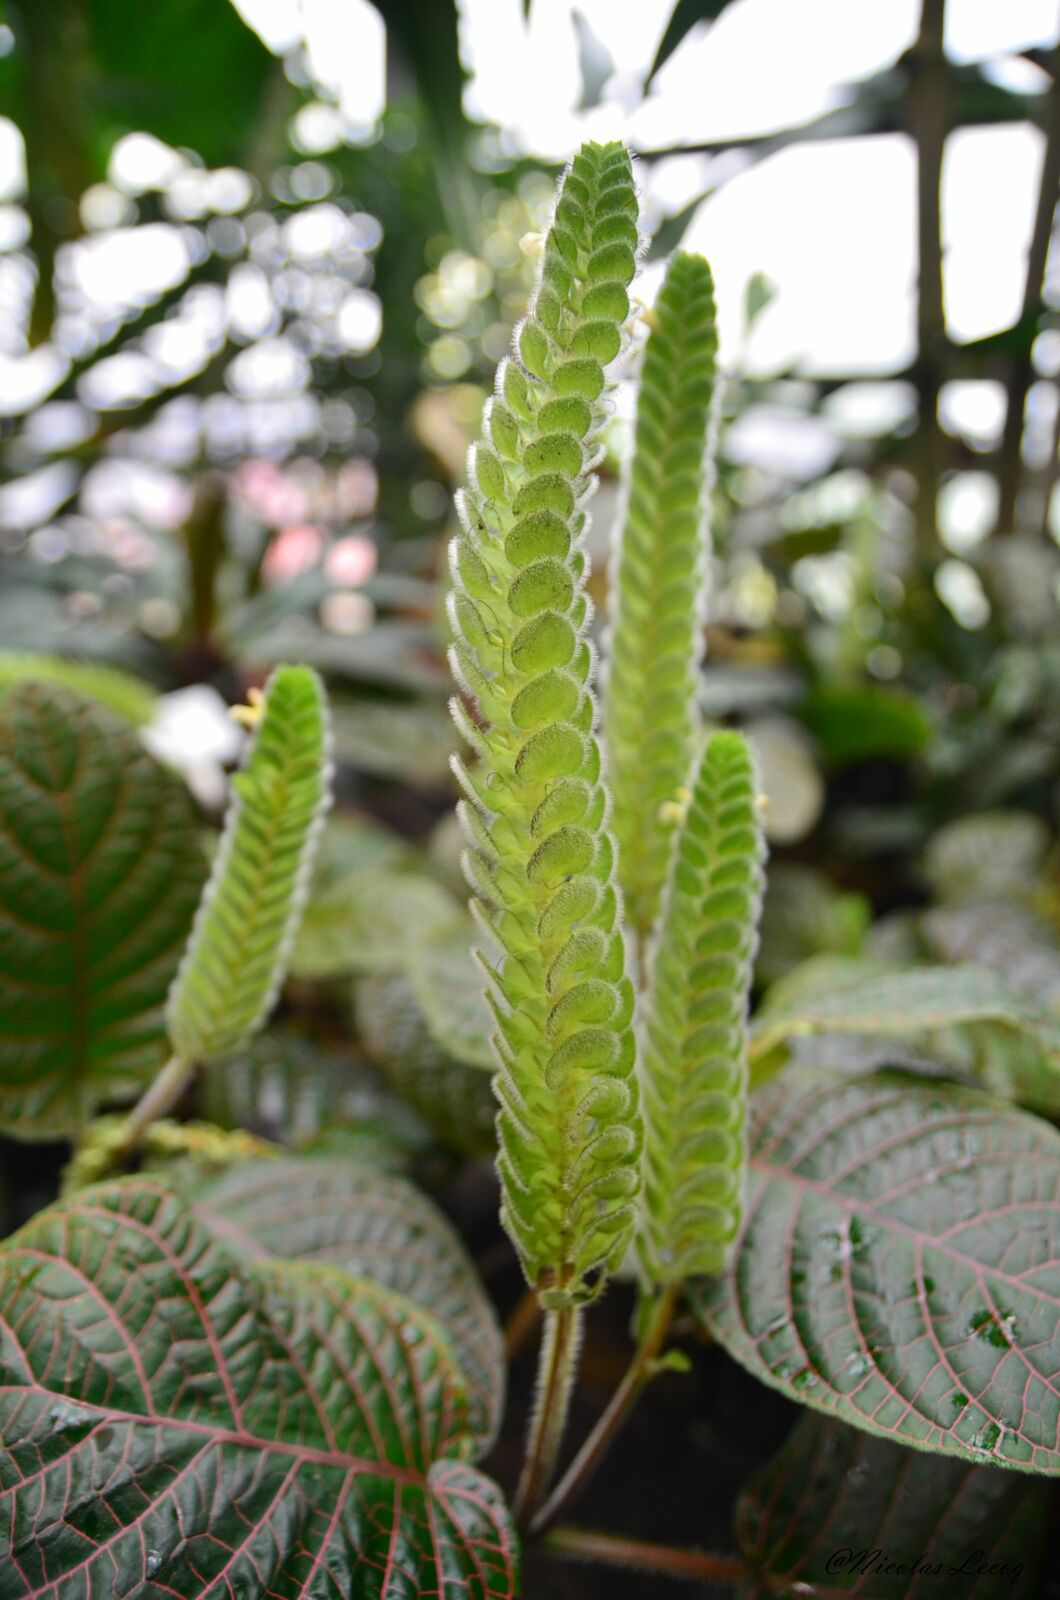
left=0, top=1352, right=427, bottom=1485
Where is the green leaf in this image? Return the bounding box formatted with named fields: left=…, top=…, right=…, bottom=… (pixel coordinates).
left=605, top=251, right=719, bottom=946
left=923, top=811, right=1050, bottom=905
left=199, top=1031, right=428, bottom=1160
left=167, top=666, right=332, bottom=1063
left=291, top=867, right=458, bottom=980
left=0, top=1179, right=518, bottom=1597
left=756, top=862, right=870, bottom=986
left=2, top=0, right=278, bottom=178
left=196, top=1155, right=505, bottom=1448
left=4, top=0, right=280, bottom=345
left=573, top=8, right=615, bottom=111
left=638, top=731, right=765, bottom=1285
left=0, top=653, right=156, bottom=725
left=755, top=957, right=1060, bottom=1115
left=311, top=811, right=414, bottom=885
left=409, top=922, right=496, bottom=1068
left=694, top=1070, right=1060, bottom=1474
left=329, top=695, right=457, bottom=784
left=645, top=0, right=740, bottom=88
left=737, top=1410, right=1048, bottom=1598
left=0, top=683, right=206, bottom=1138
left=447, top=141, right=642, bottom=1299
left=922, top=902, right=1060, bottom=1013
left=90, top=0, right=278, bottom=165
left=752, top=960, right=1060, bottom=1070
left=364, top=1, right=484, bottom=251
left=357, top=971, right=498, bottom=1158
left=644, top=190, right=712, bottom=261
left=800, top=684, right=932, bottom=766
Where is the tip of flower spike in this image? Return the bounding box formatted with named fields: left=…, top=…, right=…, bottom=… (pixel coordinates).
left=229, top=687, right=265, bottom=729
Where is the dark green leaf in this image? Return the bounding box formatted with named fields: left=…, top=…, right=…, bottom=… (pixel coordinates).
left=409, top=923, right=495, bottom=1069
left=646, top=0, right=740, bottom=88
left=752, top=960, right=1060, bottom=1067
left=0, top=654, right=155, bottom=725
left=0, top=1179, right=518, bottom=1597
left=694, top=1070, right=1060, bottom=1473
left=330, top=695, right=458, bottom=784
left=357, top=971, right=497, bottom=1157
left=197, top=1155, right=505, bottom=1447
left=291, top=866, right=459, bottom=980
left=801, top=684, right=932, bottom=766
left=199, top=1031, right=428, bottom=1160
left=645, top=190, right=712, bottom=260
left=923, top=812, right=1050, bottom=905
left=922, top=902, right=1060, bottom=1014
left=573, top=8, right=615, bottom=111
left=737, top=1410, right=1047, bottom=1598
left=311, top=812, right=414, bottom=886
left=0, top=683, right=205, bottom=1137
left=756, top=863, right=870, bottom=986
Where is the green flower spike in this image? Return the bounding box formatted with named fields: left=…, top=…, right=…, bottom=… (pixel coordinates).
left=448, top=140, right=643, bottom=1306
left=605, top=251, right=719, bottom=954
left=638, top=730, right=765, bottom=1287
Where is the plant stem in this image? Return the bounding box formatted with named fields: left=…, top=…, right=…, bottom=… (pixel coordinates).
left=530, top=1283, right=678, bottom=1534
left=115, top=1054, right=194, bottom=1162
left=540, top=1525, right=745, bottom=1586
left=513, top=1303, right=583, bottom=1530
left=504, top=1287, right=542, bottom=1362
left=909, top=0, right=948, bottom=557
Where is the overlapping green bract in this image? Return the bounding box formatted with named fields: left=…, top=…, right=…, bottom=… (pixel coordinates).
left=605, top=251, right=718, bottom=948
left=638, top=731, right=765, bottom=1286
left=167, top=665, right=331, bottom=1063
left=447, top=141, right=641, bottom=1302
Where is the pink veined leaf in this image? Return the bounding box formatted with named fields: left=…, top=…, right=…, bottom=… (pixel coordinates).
left=0, top=1179, right=518, bottom=1598
left=194, top=1154, right=506, bottom=1450
left=736, top=1409, right=1048, bottom=1597
left=693, top=1069, right=1060, bottom=1475
left=0, top=683, right=206, bottom=1138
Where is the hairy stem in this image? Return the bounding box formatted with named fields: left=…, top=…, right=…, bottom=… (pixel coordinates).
left=514, top=1304, right=583, bottom=1529
left=530, top=1283, right=678, bottom=1534
left=448, top=141, right=642, bottom=1302
left=504, top=1286, right=542, bottom=1362
left=540, top=1525, right=745, bottom=1585
left=115, top=1054, right=194, bottom=1161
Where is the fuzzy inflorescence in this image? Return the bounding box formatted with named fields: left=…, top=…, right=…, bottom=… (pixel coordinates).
left=167, top=665, right=332, bottom=1065
left=637, top=730, right=765, bottom=1286
left=605, top=251, right=719, bottom=952
left=448, top=141, right=642, bottom=1304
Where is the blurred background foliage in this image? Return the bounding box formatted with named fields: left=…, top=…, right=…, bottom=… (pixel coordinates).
left=0, top=0, right=1058, bottom=998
